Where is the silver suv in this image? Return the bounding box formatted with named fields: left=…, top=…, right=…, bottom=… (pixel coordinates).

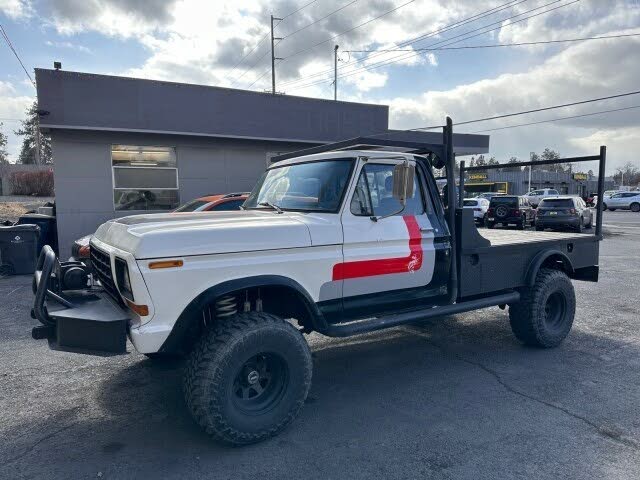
left=523, top=188, right=560, bottom=207
left=604, top=191, right=640, bottom=212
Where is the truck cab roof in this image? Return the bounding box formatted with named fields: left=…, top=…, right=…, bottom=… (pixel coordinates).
left=269, top=150, right=420, bottom=168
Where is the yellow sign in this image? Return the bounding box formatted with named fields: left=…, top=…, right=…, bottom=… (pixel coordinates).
left=468, top=173, right=488, bottom=181
left=573, top=173, right=588, bottom=181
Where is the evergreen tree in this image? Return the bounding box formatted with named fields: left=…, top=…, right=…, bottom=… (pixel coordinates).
left=0, top=122, right=9, bottom=165
left=14, top=102, right=52, bottom=164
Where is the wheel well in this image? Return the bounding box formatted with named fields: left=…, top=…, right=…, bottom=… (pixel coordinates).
left=526, top=251, right=574, bottom=286
left=159, top=280, right=320, bottom=355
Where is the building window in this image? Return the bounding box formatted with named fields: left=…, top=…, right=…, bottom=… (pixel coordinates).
left=112, top=145, right=179, bottom=211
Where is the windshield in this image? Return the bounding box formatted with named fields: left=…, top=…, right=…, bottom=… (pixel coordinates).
left=174, top=199, right=210, bottom=212
left=244, top=159, right=354, bottom=212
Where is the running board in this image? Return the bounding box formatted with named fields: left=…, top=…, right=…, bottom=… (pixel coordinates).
left=324, top=291, right=520, bottom=338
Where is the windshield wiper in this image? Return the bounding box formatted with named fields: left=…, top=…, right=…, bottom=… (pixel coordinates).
left=258, top=201, right=283, bottom=214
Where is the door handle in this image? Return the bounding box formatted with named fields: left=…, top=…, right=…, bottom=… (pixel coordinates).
left=420, top=227, right=434, bottom=233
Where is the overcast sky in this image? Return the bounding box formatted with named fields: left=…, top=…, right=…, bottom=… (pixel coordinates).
left=1, top=0, right=639, bottom=174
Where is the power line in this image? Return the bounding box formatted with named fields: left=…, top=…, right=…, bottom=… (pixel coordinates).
left=281, top=0, right=359, bottom=40
left=278, top=0, right=528, bottom=89
left=406, top=90, right=640, bottom=133
left=467, top=104, right=640, bottom=133
left=281, top=0, right=320, bottom=20
left=228, top=0, right=321, bottom=85
left=281, top=0, right=418, bottom=63
left=344, top=32, right=640, bottom=52
left=0, top=24, right=35, bottom=87
left=286, top=0, right=579, bottom=91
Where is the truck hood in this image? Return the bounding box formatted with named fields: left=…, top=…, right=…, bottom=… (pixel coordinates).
left=93, top=210, right=312, bottom=259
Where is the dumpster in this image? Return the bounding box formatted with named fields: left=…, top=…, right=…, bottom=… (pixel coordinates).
left=17, top=213, right=57, bottom=254
left=0, top=224, right=40, bottom=275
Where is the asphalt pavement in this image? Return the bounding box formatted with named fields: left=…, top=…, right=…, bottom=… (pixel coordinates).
left=1, top=210, right=639, bottom=479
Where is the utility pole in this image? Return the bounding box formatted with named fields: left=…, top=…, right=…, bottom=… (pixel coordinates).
left=270, top=15, right=283, bottom=94
left=334, top=45, right=339, bottom=101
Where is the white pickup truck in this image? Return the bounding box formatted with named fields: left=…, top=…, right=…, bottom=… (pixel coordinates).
left=30, top=121, right=605, bottom=445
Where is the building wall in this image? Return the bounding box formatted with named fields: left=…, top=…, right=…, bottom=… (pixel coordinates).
left=464, top=170, right=614, bottom=196
left=52, top=130, right=313, bottom=258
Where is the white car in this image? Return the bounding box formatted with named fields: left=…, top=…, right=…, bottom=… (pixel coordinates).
left=463, top=197, right=489, bottom=224
left=604, top=191, right=640, bottom=212
left=523, top=188, right=560, bottom=207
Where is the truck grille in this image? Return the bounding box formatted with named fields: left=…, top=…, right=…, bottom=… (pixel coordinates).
left=90, top=245, right=125, bottom=306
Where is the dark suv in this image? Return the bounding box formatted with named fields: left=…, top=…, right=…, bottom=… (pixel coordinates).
left=536, top=196, right=593, bottom=232
left=486, top=195, right=535, bottom=229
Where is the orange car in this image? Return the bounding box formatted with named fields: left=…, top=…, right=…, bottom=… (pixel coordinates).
left=173, top=192, right=249, bottom=212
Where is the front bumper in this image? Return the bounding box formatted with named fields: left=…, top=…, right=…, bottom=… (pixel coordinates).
left=31, top=246, right=130, bottom=356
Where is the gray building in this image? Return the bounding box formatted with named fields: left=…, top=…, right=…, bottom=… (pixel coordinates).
left=36, top=69, right=489, bottom=258
left=463, top=169, right=614, bottom=197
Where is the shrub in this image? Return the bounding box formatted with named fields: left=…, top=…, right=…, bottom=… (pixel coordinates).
left=9, top=169, right=54, bottom=196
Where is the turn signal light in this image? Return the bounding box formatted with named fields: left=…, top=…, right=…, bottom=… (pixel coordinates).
left=148, top=259, right=184, bottom=269
left=126, top=299, right=149, bottom=316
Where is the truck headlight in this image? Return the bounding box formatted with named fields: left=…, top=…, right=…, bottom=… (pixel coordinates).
left=114, top=257, right=134, bottom=301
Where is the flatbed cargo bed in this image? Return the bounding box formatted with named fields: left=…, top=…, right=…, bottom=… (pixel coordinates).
left=456, top=210, right=599, bottom=299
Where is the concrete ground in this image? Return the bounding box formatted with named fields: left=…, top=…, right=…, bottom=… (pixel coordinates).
left=1, top=211, right=639, bottom=479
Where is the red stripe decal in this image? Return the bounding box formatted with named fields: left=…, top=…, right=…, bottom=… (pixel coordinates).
left=332, top=216, right=423, bottom=281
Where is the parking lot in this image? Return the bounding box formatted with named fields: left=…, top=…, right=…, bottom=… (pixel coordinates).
left=1, top=210, right=639, bottom=479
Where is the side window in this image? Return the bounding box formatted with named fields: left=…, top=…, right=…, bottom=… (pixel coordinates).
left=350, top=170, right=373, bottom=216
left=350, top=163, right=425, bottom=217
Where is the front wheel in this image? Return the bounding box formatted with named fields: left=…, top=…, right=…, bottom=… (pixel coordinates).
left=508, top=268, right=576, bottom=348
left=602, top=203, right=608, bottom=211
left=184, top=312, right=312, bottom=445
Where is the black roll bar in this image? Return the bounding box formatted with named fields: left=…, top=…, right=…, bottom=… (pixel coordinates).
left=458, top=148, right=607, bottom=239
left=443, top=117, right=458, bottom=304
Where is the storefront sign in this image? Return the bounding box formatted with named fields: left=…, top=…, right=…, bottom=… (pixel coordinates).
left=573, top=173, right=588, bottom=181
left=468, top=173, right=488, bottom=181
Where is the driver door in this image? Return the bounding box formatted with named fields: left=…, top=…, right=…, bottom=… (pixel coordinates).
left=338, top=159, right=444, bottom=319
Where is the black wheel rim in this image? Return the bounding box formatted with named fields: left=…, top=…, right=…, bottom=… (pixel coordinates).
left=544, top=291, right=567, bottom=333
left=232, top=353, right=288, bottom=414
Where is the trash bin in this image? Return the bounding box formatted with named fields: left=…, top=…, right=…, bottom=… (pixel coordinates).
left=17, top=213, right=57, bottom=254
left=0, top=224, right=41, bottom=275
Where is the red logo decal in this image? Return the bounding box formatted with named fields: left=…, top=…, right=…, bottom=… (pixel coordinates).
left=332, top=216, right=423, bottom=281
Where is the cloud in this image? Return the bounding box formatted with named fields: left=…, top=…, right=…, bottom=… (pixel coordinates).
left=44, top=39, right=92, bottom=54
left=0, top=0, right=31, bottom=19
left=0, top=80, right=34, bottom=162
left=44, top=0, right=180, bottom=37
left=384, top=31, right=640, bottom=173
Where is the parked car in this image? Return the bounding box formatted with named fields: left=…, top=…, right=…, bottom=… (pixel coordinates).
left=486, top=195, right=535, bottom=229
left=522, top=188, right=560, bottom=207
left=173, top=193, right=249, bottom=212
left=604, top=191, right=640, bottom=212
left=593, top=190, right=617, bottom=209
left=536, top=196, right=593, bottom=232
left=462, top=198, right=490, bottom=225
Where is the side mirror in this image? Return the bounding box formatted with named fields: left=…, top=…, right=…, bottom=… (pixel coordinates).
left=429, top=153, right=446, bottom=170
left=392, top=161, right=415, bottom=206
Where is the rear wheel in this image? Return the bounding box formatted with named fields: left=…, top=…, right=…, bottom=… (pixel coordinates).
left=508, top=268, right=576, bottom=348
left=631, top=202, right=640, bottom=213
left=184, top=312, right=312, bottom=445
left=518, top=217, right=526, bottom=230
left=577, top=218, right=584, bottom=233
left=603, top=203, right=608, bottom=211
